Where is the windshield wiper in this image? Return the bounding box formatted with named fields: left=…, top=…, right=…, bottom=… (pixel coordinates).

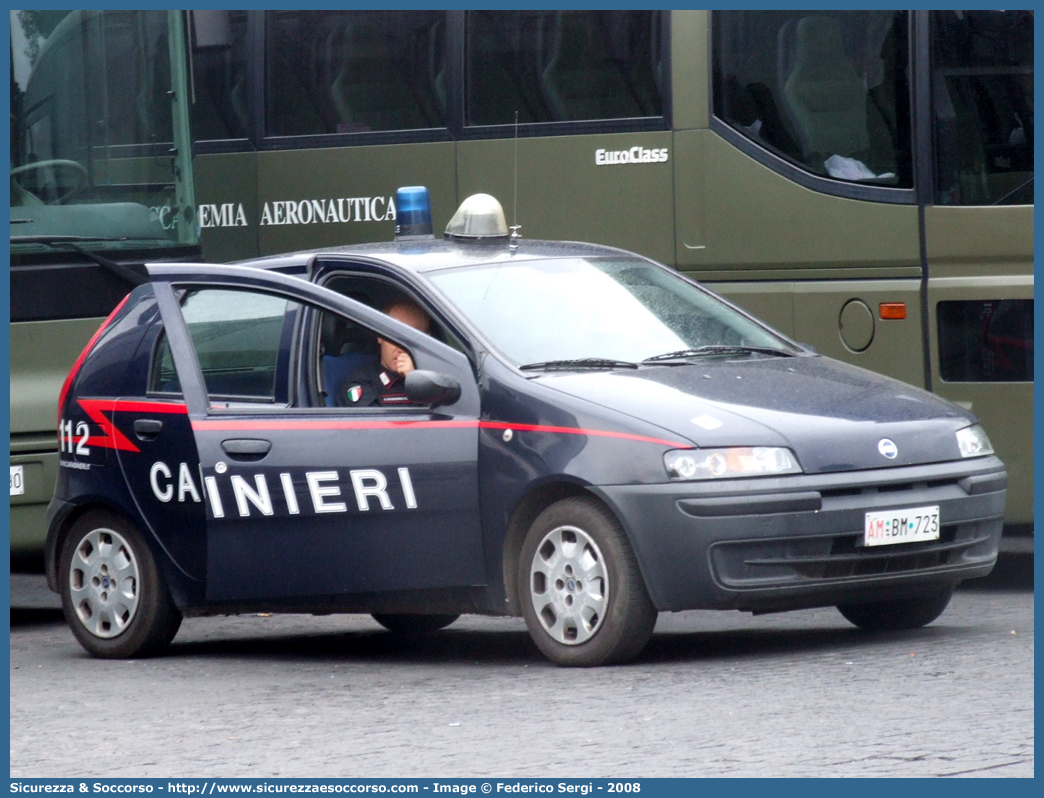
left=9, top=236, right=147, bottom=286
left=11, top=234, right=128, bottom=243
left=520, top=357, right=639, bottom=371
left=642, top=345, right=796, bottom=363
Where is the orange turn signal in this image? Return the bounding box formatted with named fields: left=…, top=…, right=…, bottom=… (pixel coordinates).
left=879, top=302, right=907, bottom=320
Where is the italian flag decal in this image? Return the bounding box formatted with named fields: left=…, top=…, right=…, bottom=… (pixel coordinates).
left=347, top=385, right=363, bottom=403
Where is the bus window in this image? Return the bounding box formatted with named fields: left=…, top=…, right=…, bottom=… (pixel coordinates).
left=931, top=10, right=1033, bottom=206
left=938, top=299, right=1033, bottom=383
left=465, top=10, right=662, bottom=126
left=713, top=10, right=911, bottom=188
left=264, top=10, right=447, bottom=137
left=190, top=11, right=249, bottom=142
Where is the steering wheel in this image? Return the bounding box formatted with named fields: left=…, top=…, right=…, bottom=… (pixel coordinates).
left=11, top=159, right=89, bottom=204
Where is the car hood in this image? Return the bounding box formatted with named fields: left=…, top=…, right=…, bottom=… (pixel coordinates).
left=534, top=355, right=976, bottom=474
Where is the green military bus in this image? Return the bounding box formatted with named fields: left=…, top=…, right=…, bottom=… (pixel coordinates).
left=189, top=10, right=1032, bottom=541
left=10, top=10, right=199, bottom=564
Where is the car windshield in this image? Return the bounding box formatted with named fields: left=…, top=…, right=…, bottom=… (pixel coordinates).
left=429, top=256, right=797, bottom=366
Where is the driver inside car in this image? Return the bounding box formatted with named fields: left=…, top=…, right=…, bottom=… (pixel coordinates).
left=336, top=298, right=431, bottom=406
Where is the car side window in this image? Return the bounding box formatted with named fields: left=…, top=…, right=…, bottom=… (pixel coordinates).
left=149, top=329, right=182, bottom=396
left=313, top=276, right=458, bottom=409
left=314, top=307, right=430, bottom=409
left=150, top=288, right=297, bottom=405
left=320, top=271, right=467, bottom=353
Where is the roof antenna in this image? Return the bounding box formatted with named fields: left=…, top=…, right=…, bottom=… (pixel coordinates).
left=509, top=110, right=521, bottom=251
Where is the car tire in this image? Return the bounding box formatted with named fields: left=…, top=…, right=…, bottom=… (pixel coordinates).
left=371, top=613, right=460, bottom=634
left=59, top=509, right=182, bottom=658
left=837, top=585, right=956, bottom=632
left=519, top=496, right=657, bottom=667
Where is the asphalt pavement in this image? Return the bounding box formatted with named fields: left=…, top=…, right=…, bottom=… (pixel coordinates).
left=8, top=554, right=1033, bottom=778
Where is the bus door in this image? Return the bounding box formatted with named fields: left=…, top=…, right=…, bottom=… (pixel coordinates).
left=690, top=10, right=927, bottom=390
left=923, top=10, right=1034, bottom=527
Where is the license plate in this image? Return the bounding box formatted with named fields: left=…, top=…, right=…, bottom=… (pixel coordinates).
left=10, top=465, right=24, bottom=496
left=864, top=505, right=940, bottom=547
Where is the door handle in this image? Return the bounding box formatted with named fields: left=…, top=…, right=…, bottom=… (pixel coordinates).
left=221, top=438, right=272, bottom=460
left=133, top=419, right=164, bottom=440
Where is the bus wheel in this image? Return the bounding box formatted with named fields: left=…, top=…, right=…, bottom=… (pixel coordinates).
left=59, top=510, right=181, bottom=658
left=371, top=614, right=460, bottom=634
left=519, top=496, right=656, bottom=667
left=837, top=585, right=955, bottom=632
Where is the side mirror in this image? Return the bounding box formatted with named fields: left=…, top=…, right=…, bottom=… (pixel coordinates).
left=404, top=370, right=461, bottom=408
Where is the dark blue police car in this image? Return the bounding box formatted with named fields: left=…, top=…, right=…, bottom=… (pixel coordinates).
left=46, top=190, right=1006, bottom=666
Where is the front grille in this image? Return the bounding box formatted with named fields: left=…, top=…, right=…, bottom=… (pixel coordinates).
left=710, top=519, right=998, bottom=589
left=743, top=525, right=979, bottom=579
left=820, top=476, right=961, bottom=501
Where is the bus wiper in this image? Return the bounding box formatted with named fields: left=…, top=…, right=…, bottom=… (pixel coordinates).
left=520, top=357, right=639, bottom=371
left=11, top=234, right=128, bottom=242
left=10, top=236, right=147, bottom=286
left=642, top=345, right=796, bottom=363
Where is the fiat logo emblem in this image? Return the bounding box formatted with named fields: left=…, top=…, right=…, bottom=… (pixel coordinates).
left=878, top=439, right=898, bottom=459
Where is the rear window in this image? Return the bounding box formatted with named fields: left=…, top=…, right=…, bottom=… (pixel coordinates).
left=151, top=288, right=297, bottom=403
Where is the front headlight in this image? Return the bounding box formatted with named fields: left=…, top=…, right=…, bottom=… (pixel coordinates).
left=663, top=447, right=802, bottom=480
left=956, top=424, right=994, bottom=458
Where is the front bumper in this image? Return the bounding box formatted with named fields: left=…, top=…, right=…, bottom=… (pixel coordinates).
left=593, top=456, right=1006, bottom=612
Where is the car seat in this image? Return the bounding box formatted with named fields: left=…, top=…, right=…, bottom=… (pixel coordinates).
left=319, top=312, right=378, bottom=406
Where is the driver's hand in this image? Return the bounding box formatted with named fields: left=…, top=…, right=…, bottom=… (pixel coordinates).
left=395, top=352, right=416, bottom=376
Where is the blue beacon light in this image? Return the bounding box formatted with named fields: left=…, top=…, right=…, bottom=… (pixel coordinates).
left=394, top=186, right=434, bottom=239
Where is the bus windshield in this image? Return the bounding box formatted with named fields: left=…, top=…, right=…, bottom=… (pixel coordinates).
left=10, top=10, right=197, bottom=253
left=10, top=10, right=199, bottom=567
